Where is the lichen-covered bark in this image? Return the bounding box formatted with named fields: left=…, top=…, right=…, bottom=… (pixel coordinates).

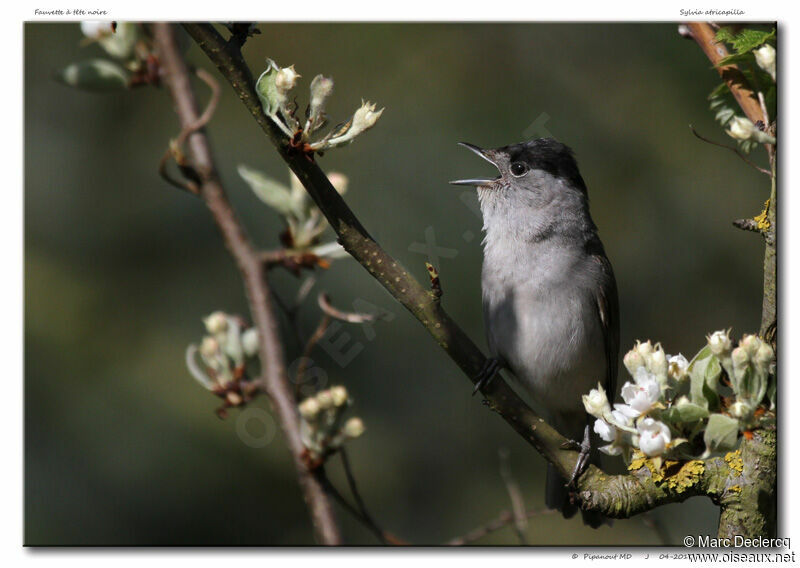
left=718, top=430, right=777, bottom=538
left=760, top=174, right=777, bottom=340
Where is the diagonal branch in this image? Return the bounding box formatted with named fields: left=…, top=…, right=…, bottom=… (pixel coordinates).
left=152, top=23, right=341, bottom=545
left=684, top=23, right=765, bottom=126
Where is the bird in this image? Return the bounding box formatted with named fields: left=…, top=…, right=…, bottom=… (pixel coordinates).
left=451, top=138, right=619, bottom=527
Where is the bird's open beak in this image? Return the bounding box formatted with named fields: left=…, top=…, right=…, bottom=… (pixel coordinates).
left=449, top=142, right=501, bottom=187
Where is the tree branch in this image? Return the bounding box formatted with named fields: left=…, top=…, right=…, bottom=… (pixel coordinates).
left=684, top=23, right=765, bottom=126
left=152, top=23, right=341, bottom=545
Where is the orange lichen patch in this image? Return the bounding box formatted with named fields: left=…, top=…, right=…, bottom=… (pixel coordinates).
left=628, top=451, right=705, bottom=492
left=754, top=199, right=771, bottom=232
left=724, top=449, right=744, bottom=474
left=664, top=460, right=705, bottom=493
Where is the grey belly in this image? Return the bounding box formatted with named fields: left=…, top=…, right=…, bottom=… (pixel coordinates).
left=484, top=285, right=605, bottom=420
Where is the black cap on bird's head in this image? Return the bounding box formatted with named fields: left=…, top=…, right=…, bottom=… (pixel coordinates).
left=450, top=138, right=588, bottom=195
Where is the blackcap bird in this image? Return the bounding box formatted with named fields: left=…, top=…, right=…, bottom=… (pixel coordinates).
left=451, top=138, right=619, bottom=528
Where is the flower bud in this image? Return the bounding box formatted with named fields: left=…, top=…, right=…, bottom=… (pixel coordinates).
left=728, top=116, right=757, bottom=140
left=623, top=349, right=646, bottom=376
left=740, top=334, right=761, bottom=358
left=241, top=328, right=259, bottom=358
left=330, top=385, right=349, bottom=407
left=275, top=65, right=300, bottom=93
left=729, top=400, right=752, bottom=419
left=727, top=116, right=776, bottom=144
left=298, top=397, right=321, bottom=420
left=316, top=389, right=334, bottom=409
left=582, top=383, right=611, bottom=418
left=707, top=330, right=732, bottom=356
left=200, top=336, right=220, bottom=358
left=309, top=74, right=334, bottom=120
left=731, top=345, right=749, bottom=364
left=754, top=342, right=774, bottom=367
left=204, top=311, right=228, bottom=335
left=636, top=340, right=654, bottom=359
left=342, top=417, right=365, bottom=438
left=648, top=347, right=668, bottom=379
left=755, top=44, right=776, bottom=81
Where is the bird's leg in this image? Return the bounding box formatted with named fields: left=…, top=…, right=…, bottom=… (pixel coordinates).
left=472, top=357, right=503, bottom=396
left=561, top=424, right=592, bottom=489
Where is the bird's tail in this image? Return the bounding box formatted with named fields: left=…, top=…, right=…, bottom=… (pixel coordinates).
left=545, top=462, right=610, bottom=528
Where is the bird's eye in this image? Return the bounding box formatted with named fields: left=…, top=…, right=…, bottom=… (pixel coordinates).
left=510, top=162, right=528, bottom=177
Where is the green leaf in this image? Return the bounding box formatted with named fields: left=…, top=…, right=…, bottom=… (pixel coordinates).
left=688, top=346, right=721, bottom=410
left=703, top=413, right=741, bottom=455
left=56, top=59, right=129, bottom=92
left=715, top=27, right=776, bottom=54
left=663, top=401, right=709, bottom=424
left=237, top=164, right=299, bottom=218
left=255, top=61, right=283, bottom=116
left=716, top=51, right=755, bottom=67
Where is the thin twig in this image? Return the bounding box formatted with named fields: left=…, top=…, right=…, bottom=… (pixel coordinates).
left=158, top=67, right=221, bottom=195
left=498, top=448, right=528, bottom=545
left=315, top=466, right=402, bottom=545
left=733, top=218, right=763, bottom=234
left=689, top=125, right=771, bottom=176
left=340, top=448, right=396, bottom=545
left=446, top=508, right=557, bottom=546
left=295, top=312, right=331, bottom=398
left=318, top=293, right=376, bottom=323
left=152, top=23, right=341, bottom=545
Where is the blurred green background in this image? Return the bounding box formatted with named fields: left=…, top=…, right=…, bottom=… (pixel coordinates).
left=25, top=23, right=769, bottom=545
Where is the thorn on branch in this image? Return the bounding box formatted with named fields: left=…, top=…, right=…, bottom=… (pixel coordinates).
left=425, top=262, right=442, bottom=300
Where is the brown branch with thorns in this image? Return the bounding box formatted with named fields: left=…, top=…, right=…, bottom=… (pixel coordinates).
left=152, top=23, right=342, bottom=545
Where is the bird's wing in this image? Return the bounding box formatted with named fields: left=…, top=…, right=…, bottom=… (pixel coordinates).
left=587, top=239, right=620, bottom=400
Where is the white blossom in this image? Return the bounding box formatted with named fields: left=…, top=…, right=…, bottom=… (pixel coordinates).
left=594, top=418, right=616, bottom=442
left=668, top=353, right=689, bottom=382
left=80, top=21, right=114, bottom=39
left=637, top=418, right=671, bottom=457
left=621, top=372, right=661, bottom=416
